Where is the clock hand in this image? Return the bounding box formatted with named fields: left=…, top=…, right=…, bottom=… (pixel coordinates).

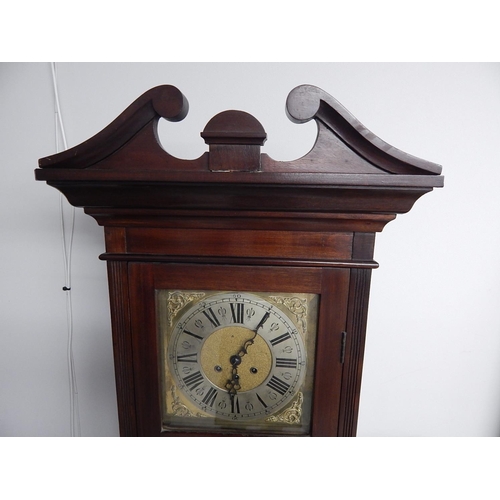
left=226, top=359, right=241, bottom=400
left=232, top=311, right=271, bottom=363
left=237, top=310, right=271, bottom=355
left=225, top=311, right=271, bottom=399
left=255, top=311, right=271, bottom=331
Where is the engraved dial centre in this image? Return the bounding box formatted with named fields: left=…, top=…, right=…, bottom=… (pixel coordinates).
left=200, top=326, right=272, bottom=392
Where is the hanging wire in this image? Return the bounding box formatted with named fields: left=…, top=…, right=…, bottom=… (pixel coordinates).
left=50, top=62, right=81, bottom=437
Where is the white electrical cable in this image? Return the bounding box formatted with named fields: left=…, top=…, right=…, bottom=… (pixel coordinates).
left=50, top=62, right=81, bottom=437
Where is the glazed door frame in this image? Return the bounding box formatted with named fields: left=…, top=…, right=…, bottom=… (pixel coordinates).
left=123, top=262, right=350, bottom=437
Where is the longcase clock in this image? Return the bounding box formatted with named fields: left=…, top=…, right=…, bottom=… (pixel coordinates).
left=35, top=84, right=443, bottom=436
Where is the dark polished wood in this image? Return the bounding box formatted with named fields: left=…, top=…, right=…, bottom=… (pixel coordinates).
left=35, top=84, right=443, bottom=436
left=107, top=261, right=137, bottom=436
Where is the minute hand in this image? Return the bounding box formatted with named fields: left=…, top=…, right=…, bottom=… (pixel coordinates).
left=225, top=310, right=271, bottom=398
left=238, top=311, right=271, bottom=356
left=254, top=311, right=271, bottom=333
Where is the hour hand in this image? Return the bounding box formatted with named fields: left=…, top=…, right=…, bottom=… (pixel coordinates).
left=225, top=366, right=241, bottom=394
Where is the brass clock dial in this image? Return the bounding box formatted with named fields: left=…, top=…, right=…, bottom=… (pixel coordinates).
left=158, top=290, right=318, bottom=435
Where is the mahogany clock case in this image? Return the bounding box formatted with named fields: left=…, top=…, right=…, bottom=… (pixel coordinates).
left=35, top=84, right=443, bottom=436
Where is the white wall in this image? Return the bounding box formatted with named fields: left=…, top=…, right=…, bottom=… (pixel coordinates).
left=2, top=62, right=499, bottom=437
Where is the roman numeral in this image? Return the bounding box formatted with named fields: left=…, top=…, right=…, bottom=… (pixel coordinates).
left=177, top=353, right=198, bottom=363
left=201, top=387, right=218, bottom=408
left=183, top=329, right=203, bottom=341
left=267, top=375, right=290, bottom=396
left=202, top=308, right=220, bottom=328
left=183, top=371, right=204, bottom=391
left=256, top=393, right=267, bottom=408
left=230, top=303, right=244, bottom=324
left=270, top=332, right=291, bottom=346
left=275, top=357, right=297, bottom=369
left=231, top=395, right=240, bottom=414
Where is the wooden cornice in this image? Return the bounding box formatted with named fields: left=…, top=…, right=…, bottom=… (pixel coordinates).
left=35, top=84, right=443, bottom=219
left=38, top=85, right=189, bottom=171
left=282, top=84, right=442, bottom=176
